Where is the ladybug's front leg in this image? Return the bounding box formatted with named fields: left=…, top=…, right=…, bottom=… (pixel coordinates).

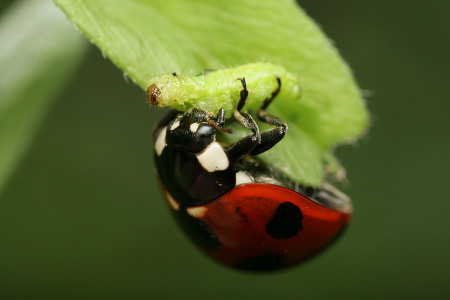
left=251, top=76, right=288, bottom=155
left=227, top=78, right=260, bottom=161
left=227, top=76, right=288, bottom=161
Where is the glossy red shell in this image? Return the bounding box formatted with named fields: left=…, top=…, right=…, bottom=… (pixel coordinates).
left=163, top=182, right=351, bottom=271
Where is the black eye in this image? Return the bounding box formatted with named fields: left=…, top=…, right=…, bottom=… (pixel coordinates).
left=197, top=124, right=214, bottom=136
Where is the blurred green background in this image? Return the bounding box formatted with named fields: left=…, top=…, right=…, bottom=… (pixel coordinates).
left=1, top=0, right=449, bottom=299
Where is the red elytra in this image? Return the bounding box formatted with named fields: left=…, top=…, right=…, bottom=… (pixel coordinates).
left=164, top=183, right=351, bottom=270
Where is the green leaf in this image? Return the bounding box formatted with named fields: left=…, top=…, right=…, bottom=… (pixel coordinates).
left=0, top=0, right=86, bottom=195
left=54, top=0, right=369, bottom=186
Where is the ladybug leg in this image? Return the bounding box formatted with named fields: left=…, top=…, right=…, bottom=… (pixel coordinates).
left=227, top=78, right=261, bottom=161
left=313, top=182, right=353, bottom=214
left=234, top=78, right=260, bottom=142
left=227, top=125, right=260, bottom=161
left=251, top=77, right=288, bottom=155
left=236, top=77, right=249, bottom=112
left=216, top=107, right=226, bottom=127
left=208, top=108, right=234, bottom=133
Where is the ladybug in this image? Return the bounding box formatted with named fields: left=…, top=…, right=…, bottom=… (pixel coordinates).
left=152, top=78, right=352, bottom=271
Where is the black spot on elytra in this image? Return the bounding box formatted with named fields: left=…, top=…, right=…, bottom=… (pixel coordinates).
left=266, top=202, right=303, bottom=239
left=234, top=254, right=286, bottom=271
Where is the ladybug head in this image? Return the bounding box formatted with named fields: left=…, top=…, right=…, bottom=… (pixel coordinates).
left=166, top=108, right=217, bottom=153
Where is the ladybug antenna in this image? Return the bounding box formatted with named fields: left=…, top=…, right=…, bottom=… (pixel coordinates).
left=208, top=120, right=233, bottom=134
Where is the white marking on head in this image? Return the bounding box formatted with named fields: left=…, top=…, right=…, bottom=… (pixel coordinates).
left=164, top=190, right=179, bottom=211
left=235, top=171, right=253, bottom=186
left=187, top=206, right=207, bottom=218
left=196, top=142, right=229, bottom=172
left=170, top=120, right=180, bottom=130
left=189, top=122, right=199, bottom=132
left=154, top=126, right=167, bottom=156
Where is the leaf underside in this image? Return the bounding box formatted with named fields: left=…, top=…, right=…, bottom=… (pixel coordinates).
left=54, top=0, right=369, bottom=186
